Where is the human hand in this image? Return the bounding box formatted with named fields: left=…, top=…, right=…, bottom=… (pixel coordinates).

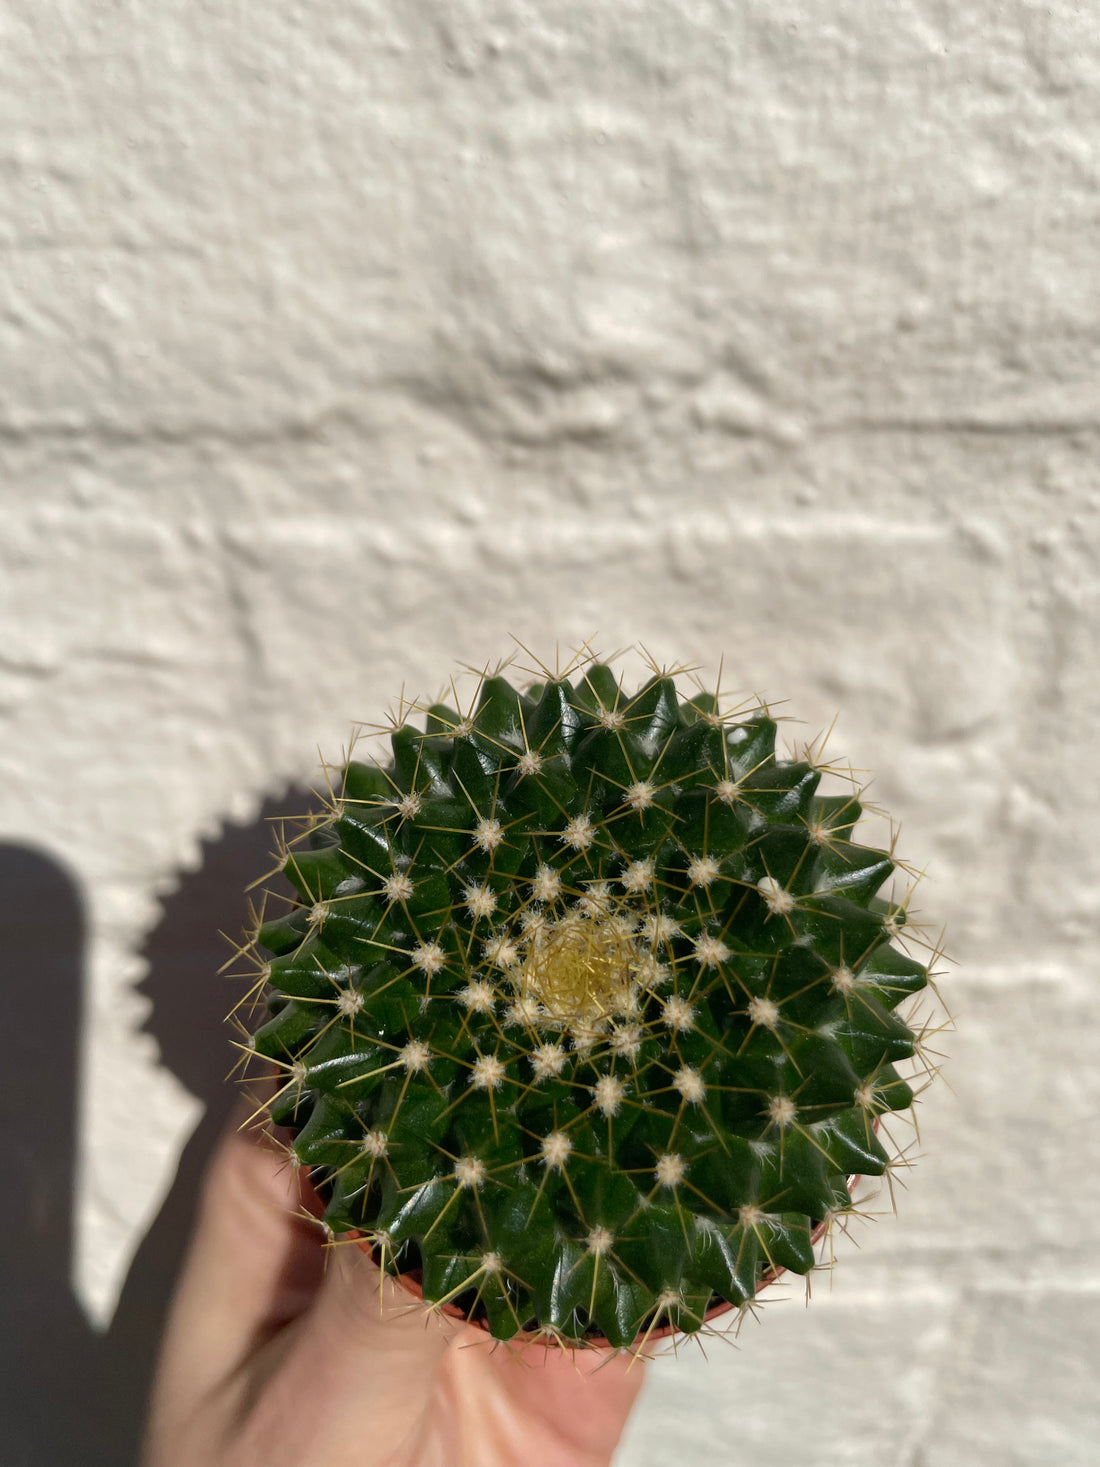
left=142, top=1105, right=646, bottom=1467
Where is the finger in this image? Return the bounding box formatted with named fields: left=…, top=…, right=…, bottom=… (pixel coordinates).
left=271, top=1231, right=460, bottom=1418
left=426, top=1335, right=646, bottom=1467
left=147, top=1094, right=326, bottom=1419
left=480, top=1344, right=647, bottom=1467
left=203, top=1236, right=464, bottom=1465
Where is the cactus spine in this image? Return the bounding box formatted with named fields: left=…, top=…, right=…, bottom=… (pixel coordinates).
left=237, top=649, right=937, bottom=1352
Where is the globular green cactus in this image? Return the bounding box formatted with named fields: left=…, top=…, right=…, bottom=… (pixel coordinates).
left=236, top=649, right=937, bottom=1352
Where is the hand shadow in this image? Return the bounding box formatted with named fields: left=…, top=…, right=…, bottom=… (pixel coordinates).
left=0, top=843, right=98, bottom=1466
left=0, top=791, right=307, bottom=1466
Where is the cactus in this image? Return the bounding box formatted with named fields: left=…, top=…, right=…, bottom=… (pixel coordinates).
left=235, top=648, right=938, bottom=1353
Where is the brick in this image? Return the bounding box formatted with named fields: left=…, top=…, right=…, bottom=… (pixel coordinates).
left=3, top=5, right=1098, bottom=439
left=861, top=968, right=1100, bottom=1259
left=915, top=1287, right=1100, bottom=1467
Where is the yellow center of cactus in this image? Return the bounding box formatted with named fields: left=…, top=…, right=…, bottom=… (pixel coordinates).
left=519, top=914, right=637, bottom=1021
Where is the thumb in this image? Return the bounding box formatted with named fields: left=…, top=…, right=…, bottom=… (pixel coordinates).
left=219, top=1218, right=465, bottom=1466
left=282, top=1232, right=460, bottom=1411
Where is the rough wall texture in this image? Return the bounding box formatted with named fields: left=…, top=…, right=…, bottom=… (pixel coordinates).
left=2, top=1, right=1098, bottom=1462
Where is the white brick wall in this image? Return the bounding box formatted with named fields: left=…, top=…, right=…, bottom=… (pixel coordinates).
left=2, top=1, right=1098, bottom=1461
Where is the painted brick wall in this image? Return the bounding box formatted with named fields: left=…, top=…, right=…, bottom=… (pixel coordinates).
left=2, top=2, right=1098, bottom=1462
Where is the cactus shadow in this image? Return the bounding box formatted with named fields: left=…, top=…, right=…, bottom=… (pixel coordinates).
left=0, top=794, right=304, bottom=1466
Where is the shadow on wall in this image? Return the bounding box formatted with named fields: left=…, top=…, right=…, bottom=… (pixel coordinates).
left=0, top=795, right=305, bottom=1466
